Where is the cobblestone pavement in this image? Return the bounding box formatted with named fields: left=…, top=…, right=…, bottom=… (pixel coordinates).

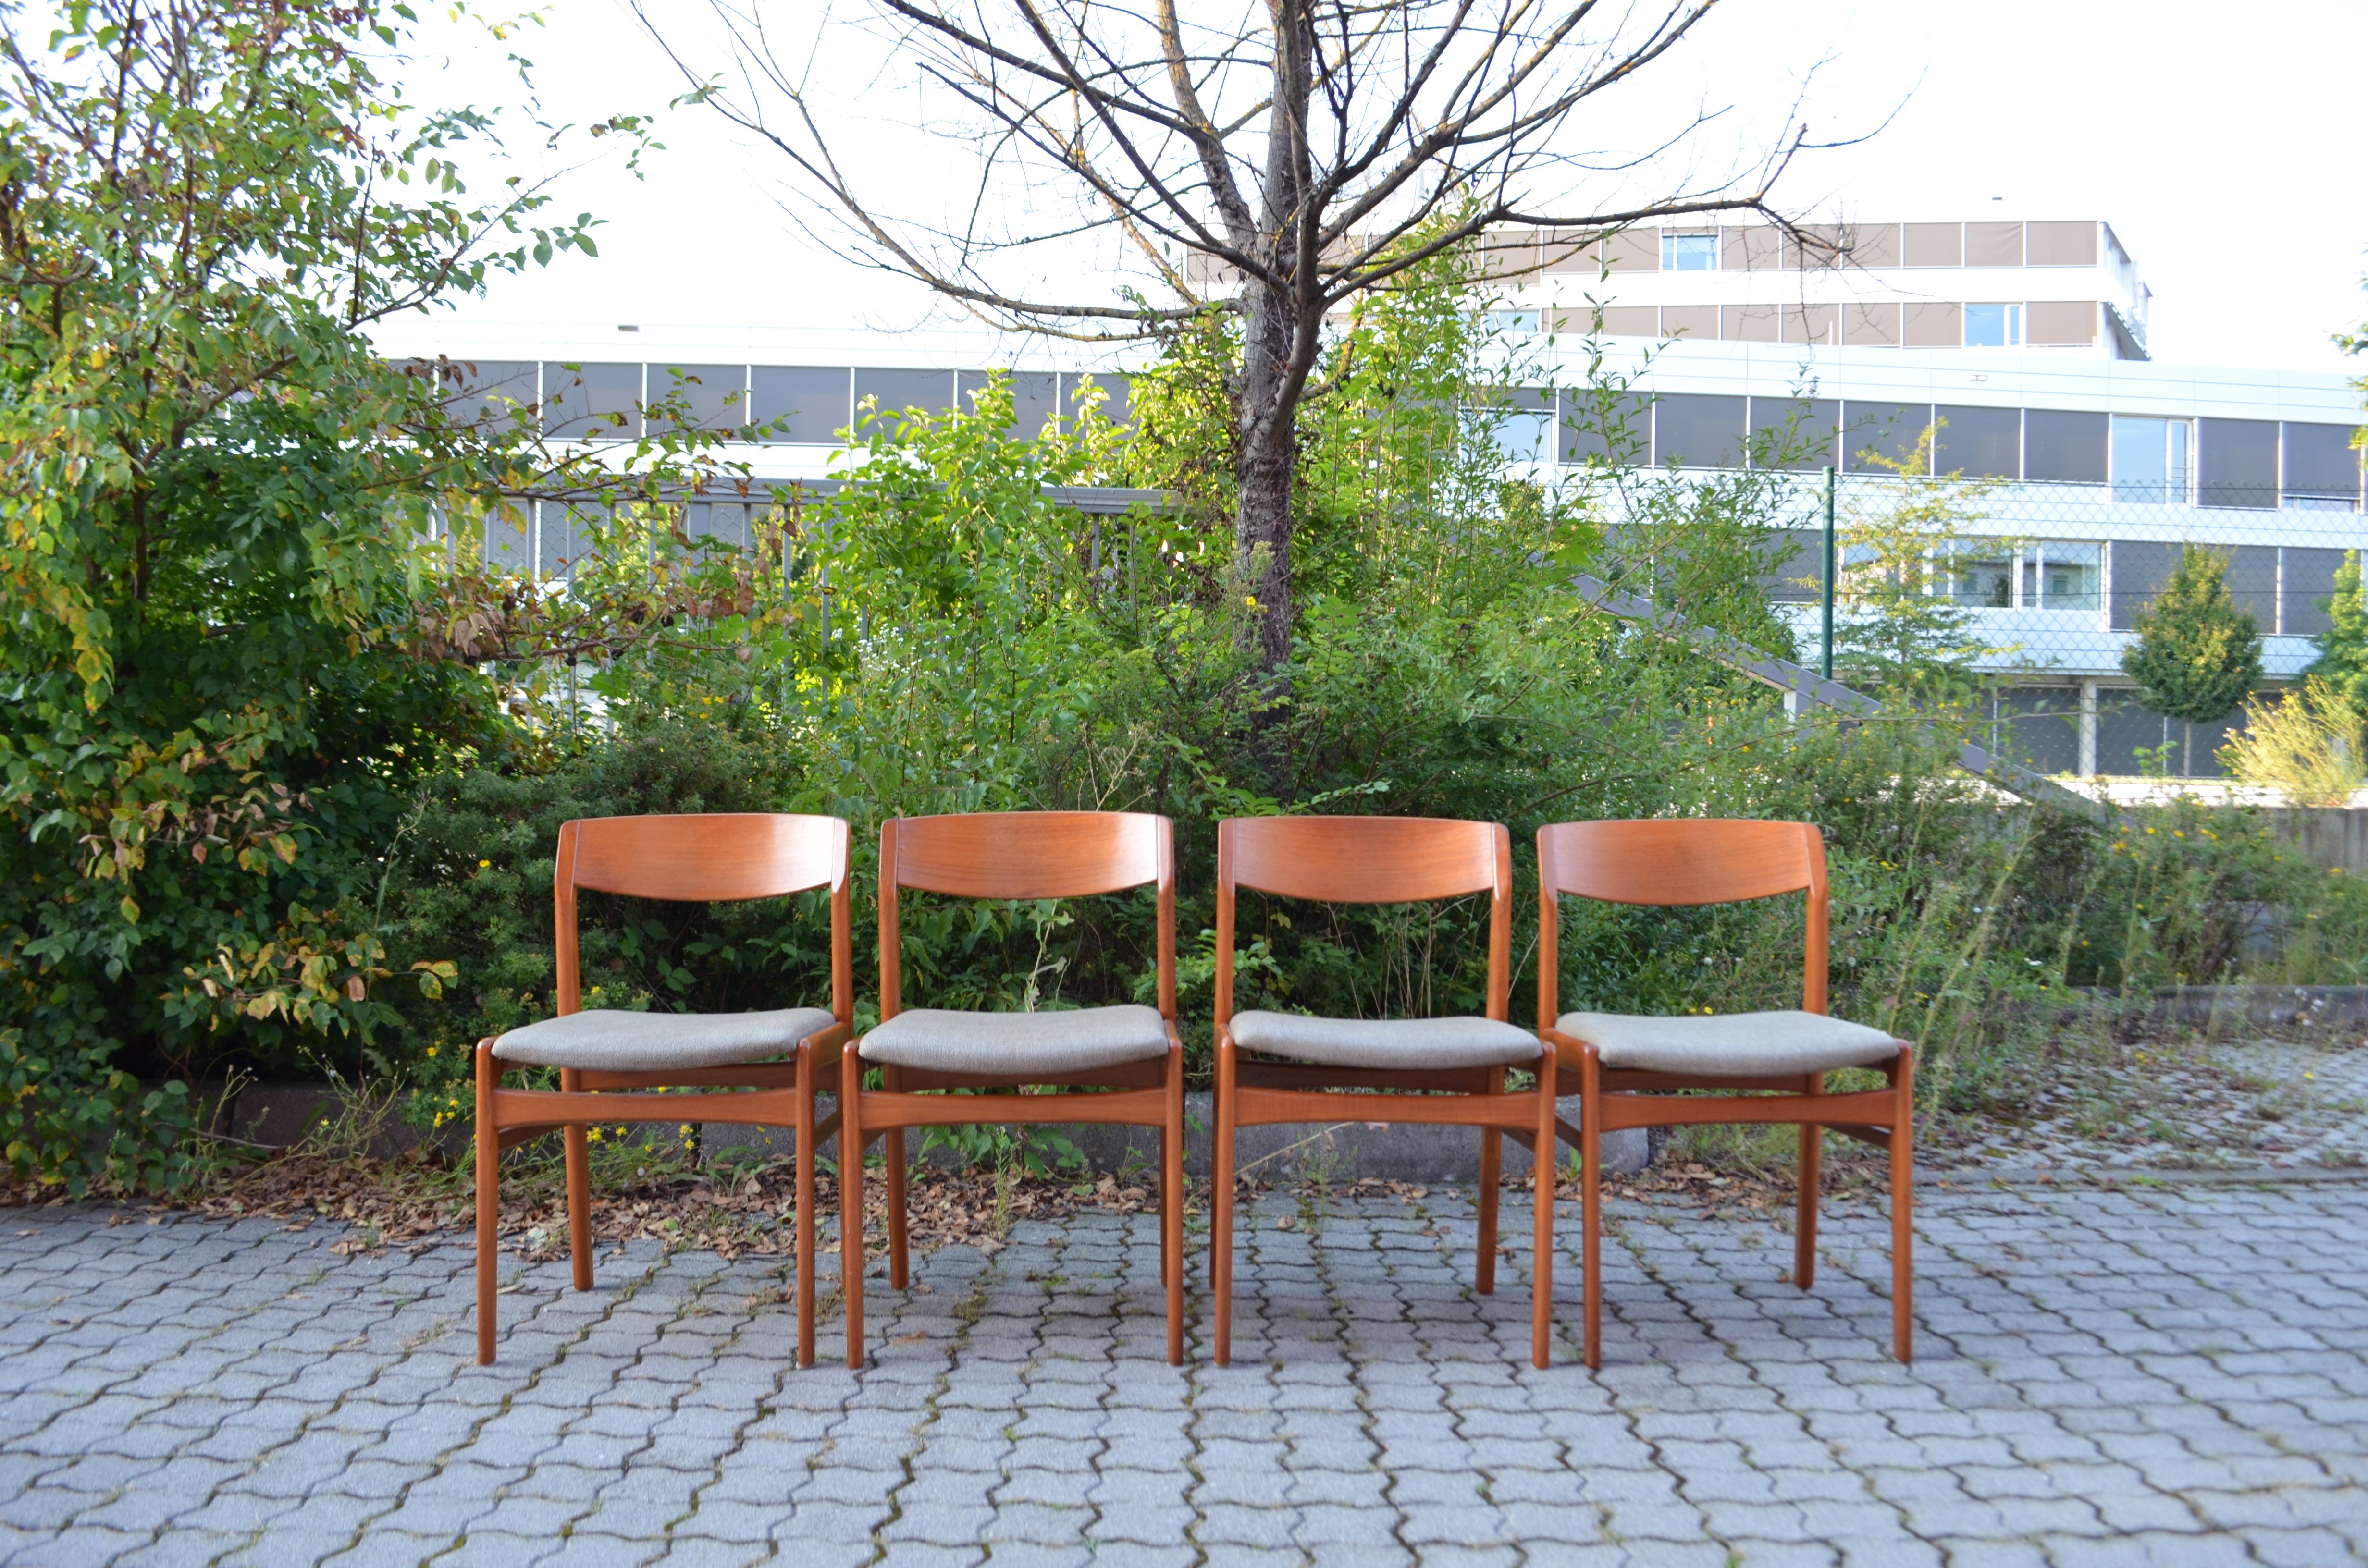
left=4, top=1180, right=2367, bottom=1567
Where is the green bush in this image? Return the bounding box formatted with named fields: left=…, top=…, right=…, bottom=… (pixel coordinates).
left=15, top=62, right=2366, bottom=1196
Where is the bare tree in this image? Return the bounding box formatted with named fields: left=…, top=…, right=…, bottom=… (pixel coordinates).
left=642, top=0, right=1821, bottom=670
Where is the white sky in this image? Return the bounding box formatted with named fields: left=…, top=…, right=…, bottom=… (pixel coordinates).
left=393, top=0, right=2368, bottom=379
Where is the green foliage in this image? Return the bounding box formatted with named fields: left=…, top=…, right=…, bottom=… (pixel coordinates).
left=2307, top=551, right=2368, bottom=713
left=381, top=715, right=833, bottom=1135
left=368, top=226, right=2368, bottom=1173
left=1832, top=425, right=2002, bottom=695
left=2121, top=545, right=2265, bottom=774
left=19, top=130, right=2368, bottom=1195
left=2219, top=678, right=2365, bottom=807
left=0, top=0, right=693, bottom=1193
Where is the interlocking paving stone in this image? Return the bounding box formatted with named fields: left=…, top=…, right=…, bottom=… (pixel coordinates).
left=2, top=1181, right=2367, bottom=1564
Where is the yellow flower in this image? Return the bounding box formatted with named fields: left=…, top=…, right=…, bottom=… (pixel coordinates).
left=479, top=859, right=490, bottom=869
left=425, top=1046, right=437, bottom=1058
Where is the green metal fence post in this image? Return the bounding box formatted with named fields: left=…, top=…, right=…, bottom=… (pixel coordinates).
left=1821, top=465, right=1837, bottom=683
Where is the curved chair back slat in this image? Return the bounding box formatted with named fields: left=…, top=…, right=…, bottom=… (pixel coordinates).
left=565, top=813, right=851, bottom=903
left=1538, top=819, right=1822, bottom=907
left=1536, top=817, right=1828, bottom=1020
left=878, top=812, right=1176, bottom=1022
left=1220, top=815, right=1506, bottom=905
left=887, top=811, right=1168, bottom=900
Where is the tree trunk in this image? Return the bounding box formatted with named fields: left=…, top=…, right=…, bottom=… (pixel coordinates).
left=2183, top=719, right=2194, bottom=778
left=1234, top=277, right=1296, bottom=671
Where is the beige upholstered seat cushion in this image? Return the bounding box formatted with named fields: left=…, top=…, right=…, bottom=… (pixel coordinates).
left=857, top=1005, right=1171, bottom=1077
left=1556, top=1010, right=1899, bottom=1078
left=1229, top=1011, right=1541, bottom=1071
left=492, top=1007, right=837, bottom=1073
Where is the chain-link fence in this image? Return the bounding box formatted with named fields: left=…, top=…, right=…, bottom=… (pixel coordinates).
left=425, top=355, right=2367, bottom=782
left=1741, top=471, right=2365, bottom=779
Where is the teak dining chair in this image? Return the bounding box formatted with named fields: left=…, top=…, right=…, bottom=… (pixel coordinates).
left=1212, top=816, right=1558, bottom=1368
left=1536, top=819, right=1913, bottom=1368
left=473, top=814, right=852, bottom=1368
left=843, top=811, right=1186, bottom=1368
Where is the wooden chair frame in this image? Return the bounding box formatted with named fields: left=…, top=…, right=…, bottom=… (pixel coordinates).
left=842, top=811, right=1185, bottom=1369
left=474, top=813, right=852, bottom=1368
left=1212, top=816, right=1558, bottom=1369
left=1536, top=819, right=1913, bottom=1369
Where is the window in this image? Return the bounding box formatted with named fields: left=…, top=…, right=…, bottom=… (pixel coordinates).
left=1934, top=404, right=2021, bottom=478
left=1746, top=396, right=1839, bottom=470
left=1483, top=309, right=1540, bottom=336
left=2198, top=418, right=2279, bottom=511
left=1468, top=388, right=1552, bottom=463
left=543, top=362, right=642, bottom=441
left=2284, top=422, right=2364, bottom=511
left=751, top=366, right=852, bottom=443
left=1661, top=232, right=1718, bottom=271
left=1944, top=547, right=2015, bottom=608
left=2024, top=409, right=2109, bottom=484
left=651, top=364, right=749, bottom=433
left=1652, top=393, right=1747, bottom=468
left=1558, top=389, right=1651, bottom=466
left=2110, top=416, right=2191, bottom=504
left=1964, top=304, right=2023, bottom=348
left=2020, top=543, right=2102, bottom=611
left=1841, top=402, right=1933, bottom=473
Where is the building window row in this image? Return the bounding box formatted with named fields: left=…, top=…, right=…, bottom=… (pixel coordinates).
left=1540, top=300, right=2097, bottom=350
left=431, top=361, right=1133, bottom=444
left=1550, top=392, right=2362, bottom=511
left=1506, top=220, right=2107, bottom=276
left=1762, top=539, right=2356, bottom=637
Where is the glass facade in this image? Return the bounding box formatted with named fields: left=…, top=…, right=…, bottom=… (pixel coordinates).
left=1661, top=233, right=1719, bottom=271
left=1964, top=303, right=2023, bottom=347
left=2110, top=416, right=2191, bottom=504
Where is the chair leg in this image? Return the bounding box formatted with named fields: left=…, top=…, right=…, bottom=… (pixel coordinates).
left=1530, top=1052, right=1556, bottom=1370
left=795, top=1050, right=817, bottom=1370
left=1477, top=1067, right=1502, bottom=1296
left=885, top=1123, right=910, bottom=1292
left=841, top=1049, right=865, bottom=1370
left=560, top=1069, right=593, bottom=1294
left=1212, top=1049, right=1236, bottom=1368
left=1892, top=1051, right=1915, bottom=1363
left=1163, top=1049, right=1184, bottom=1367
left=1796, top=1071, right=1822, bottom=1292
left=1581, top=1051, right=1603, bottom=1372
left=474, top=1042, right=499, bottom=1367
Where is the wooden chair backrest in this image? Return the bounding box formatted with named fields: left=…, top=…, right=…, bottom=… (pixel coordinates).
left=1212, top=816, right=1514, bottom=1029
left=1534, top=818, right=1827, bottom=1023
left=878, top=812, right=1176, bottom=1022
left=553, top=813, right=851, bottom=1022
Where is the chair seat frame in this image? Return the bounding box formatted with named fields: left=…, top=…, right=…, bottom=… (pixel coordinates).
left=1537, top=819, right=1913, bottom=1370
left=842, top=812, right=1187, bottom=1369
left=1212, top=817, right=1558, bottom=1370
left=474, top=813, right=853, bottom=1369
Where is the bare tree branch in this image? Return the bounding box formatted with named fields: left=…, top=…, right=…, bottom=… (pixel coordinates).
left=641, top=0, right=1842, bottom=671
